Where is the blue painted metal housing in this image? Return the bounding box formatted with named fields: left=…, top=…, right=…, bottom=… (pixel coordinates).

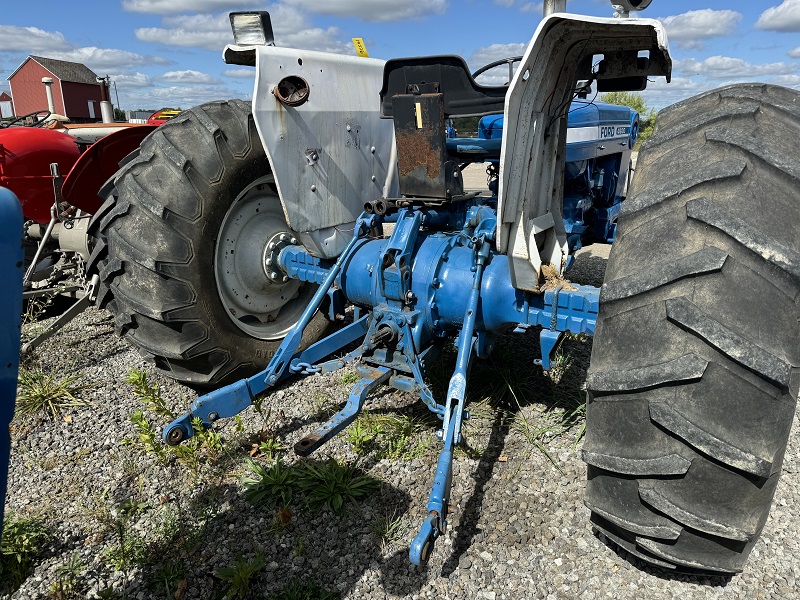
left=162, top=201, right=600, bottom=564
left=446, top=100, right=635, bottom=253
left=0, top=187, right=24, bottom=538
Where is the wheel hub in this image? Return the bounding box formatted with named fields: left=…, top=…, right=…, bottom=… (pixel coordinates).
left=214, top=176, right=313, bottom=340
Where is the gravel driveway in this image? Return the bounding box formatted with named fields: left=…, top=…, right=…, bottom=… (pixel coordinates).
left=4, top=222, right=798, bottom=599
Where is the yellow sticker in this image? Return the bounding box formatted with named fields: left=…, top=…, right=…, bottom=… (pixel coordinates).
left=352, top=37, right=369, bottom=58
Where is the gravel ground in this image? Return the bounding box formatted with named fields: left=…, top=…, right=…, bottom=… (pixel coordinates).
left=4, top=204, right=799, bottom=599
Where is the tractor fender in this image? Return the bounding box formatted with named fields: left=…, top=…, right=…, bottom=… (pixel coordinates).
left=225, top=43, right=398, bottom=259
left=61, top=124, right=157, bottom=215
left=497, top=14, right=671, bottom=291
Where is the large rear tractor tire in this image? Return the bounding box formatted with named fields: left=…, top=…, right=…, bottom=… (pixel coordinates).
left=88, top=100, right=329, bottom=387
left=583, top=84, right=800, bottom=573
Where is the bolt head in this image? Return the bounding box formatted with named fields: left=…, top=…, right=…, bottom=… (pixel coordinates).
left=279, top=233, right=287, bottom=241
left=290, top=237, right=298, bottom=245
left=270, top=271, right=278, bottom=280
left=268, top=242, right=275, bottom=250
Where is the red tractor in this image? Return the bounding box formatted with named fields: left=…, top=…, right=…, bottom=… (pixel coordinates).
left=0, top=116, right=156, bottom=350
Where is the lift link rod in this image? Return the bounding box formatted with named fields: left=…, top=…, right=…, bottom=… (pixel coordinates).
left=161, top=214, right=377, bottom=445
left=409, top=235, right=490, bottom=566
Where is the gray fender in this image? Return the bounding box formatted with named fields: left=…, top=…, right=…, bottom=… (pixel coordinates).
left=498, top=15, right=671, bottom=291
left=224, top=44, right=398, bottom=259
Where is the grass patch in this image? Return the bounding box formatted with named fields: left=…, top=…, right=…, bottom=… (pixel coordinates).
left=15, top=368, right=93, bottom=420
left=296, top=459, right=380, bottom=515
left=369, top=508, right=408, bottom=551
left=0, top=512, right=50, bottom=594
left=49, top=553, right=86, bottom=599
left=345, top=411, right=431, bottom=460
left=215, top=552, right=266, bottom=599
left=241, top=458, right=380, bottom=516
left=242, top=459, right=297, bottom=509
left=124, top=368, right=225, bottom=476
left=268, top=579, right=340, bottom=600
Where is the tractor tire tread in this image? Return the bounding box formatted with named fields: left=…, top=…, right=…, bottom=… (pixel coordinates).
left=584, top=83, right=800, bottom=573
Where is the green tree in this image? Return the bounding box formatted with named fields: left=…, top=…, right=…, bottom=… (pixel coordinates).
left=600, top=91, right=656, bottom=148
left=113, top=108, right=126, bottom=122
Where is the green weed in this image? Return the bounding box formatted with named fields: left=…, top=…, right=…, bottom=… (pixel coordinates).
left=267, top=579, right=340, bottom=600
left=125, top=368, right=174, bottom=419
left=49, top=553, right=86, bottom=599
left=0, top=512, right=50, bottom=593
left=150, top=561, right=186, bottom=599
left=296, top=459, right=380, bottom=515
left=339, top=369, right=360, bottom=386
left=346, top=412, right=430, bottom=460
left=369, top=508, right=408, bottom=551
left=241, top=459, right=298, bottom=508
left=215, top=552, right=266, bottom=599
left=15, top=368, right=93, bottom=420
left=126, top=368, right=226, bottom=476
left=258, top=436, right=287, bottom=460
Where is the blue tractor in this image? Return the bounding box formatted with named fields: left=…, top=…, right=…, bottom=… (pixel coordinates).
left=86, top=0, right=800, bottom=575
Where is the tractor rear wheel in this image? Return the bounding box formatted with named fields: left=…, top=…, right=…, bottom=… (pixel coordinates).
left=89, top=100, right=329, bottom=387
left=583, top=83, right=800, bottom=573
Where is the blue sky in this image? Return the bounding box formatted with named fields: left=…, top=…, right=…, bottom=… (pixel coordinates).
left=1, top=1, right=800, bottom=112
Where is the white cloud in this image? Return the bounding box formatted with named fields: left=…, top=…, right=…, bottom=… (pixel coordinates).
left=288, top=0, right=447, bottom=22
left=772, top=73, right=800, bottom=87
left=117, top=82, right=247, bottom=111
left=0, top=25, right=72, bottom=53
left=520, top=2, right=543, bottom=14
left=135, top=13, right=232, bottom=50
left=756, top=0, right=800, bottom=32
left=0, top=25, right=169, bottom=73
left=789, top=46, right=800, bottom=58
left=159, top=69, right=221, bottom=84
left=494, top=0, right=515, bottom=7
left=675, top=56, right=796, bottom=80
left=641, top=76, right=709, bottom=110
left=223, top=68, right=256, bottom=78
left=122, top=0, right=259, bottom=15
left=658, top=10, right=741, bottom=50
left=136, top=7, right=350, bottom=54
left=51, top=47, right=170, bottom=71
left=109, top=72, right=153, bottom=88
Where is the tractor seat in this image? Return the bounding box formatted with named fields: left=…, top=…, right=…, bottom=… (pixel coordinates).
left=379, top=55, right=507, bottom=119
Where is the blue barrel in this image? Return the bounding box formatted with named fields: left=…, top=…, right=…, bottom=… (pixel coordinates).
left=0, top=187, right=23, bottom=539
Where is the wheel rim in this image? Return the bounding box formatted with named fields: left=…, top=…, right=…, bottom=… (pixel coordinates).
left=214, top=175, right=314, bottom=340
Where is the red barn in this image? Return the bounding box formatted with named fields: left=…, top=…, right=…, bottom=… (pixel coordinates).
left=8, top=56, right=106, bottom=123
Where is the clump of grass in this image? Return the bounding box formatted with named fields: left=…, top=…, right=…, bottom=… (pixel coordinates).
left=0, top=512, right=50, bottom=594
left=124, top=368, right=225, bottom=475
left=339, top=369, right=360, bottom=386
left=241, top=459, right=297, bottom=508
left=49, top=553, right=86, bottom=599
left=346, top=412, right=431, bottom=460
left=215, top=552, right=266, bottom=599
left=240, top=458, right=379, bottom=516
left=296, top=459, right=380, bottom=515
left=268, top=579, right=340, bottom=600
left=369, top=508, right=408, bottom=551
left=150, top=562, right=186, bottom=599
left=15, top=368, right=93, bottom=420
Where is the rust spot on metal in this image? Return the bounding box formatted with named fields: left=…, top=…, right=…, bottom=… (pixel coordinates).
left=294, top=433, right=322, bottom=456
left=396, top=131, right=441, bottom=179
